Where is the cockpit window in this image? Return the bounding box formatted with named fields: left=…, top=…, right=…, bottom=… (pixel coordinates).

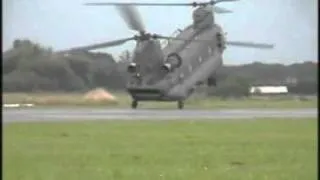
left=192, top=6, right=213, bottom=28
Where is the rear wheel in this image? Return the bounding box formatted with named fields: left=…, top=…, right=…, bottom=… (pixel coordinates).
left=178, top=101, right=184, bottom=109
left=131, top=100, right=138, bottom=109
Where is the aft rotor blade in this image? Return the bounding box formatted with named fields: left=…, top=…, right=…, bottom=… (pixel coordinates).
left=225, top=41, right=274, bottom=49
left=157, top=36, right=274, bottom=49
left=84, top=0, right=239, bottom=7
left=155, top=35, right=198, bottom=41
left=214, top=0, right=239, bottom=5
left=214, top=6, right=232, bottom=13
left=85, top=2, right=195, bottom=6
left=56, top=37, right=134, bottom=53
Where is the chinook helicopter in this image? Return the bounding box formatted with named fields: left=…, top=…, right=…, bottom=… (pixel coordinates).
left=58, top=0, right=274, bottom=109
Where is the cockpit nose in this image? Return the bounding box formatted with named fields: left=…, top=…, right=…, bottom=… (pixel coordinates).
left=193, top=7, right=205, bottom=17
left=192, top=11, right=202, bottom=22
left=192, top=6, right=212, bottom=23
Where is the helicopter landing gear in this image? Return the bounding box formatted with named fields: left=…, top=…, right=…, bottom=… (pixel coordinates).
left=131, top=100, right=138, bottom=109
left=178, top=101, right=184, bottom=109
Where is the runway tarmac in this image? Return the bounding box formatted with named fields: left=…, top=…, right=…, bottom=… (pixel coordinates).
left=3, top=107, right=317, bottom=123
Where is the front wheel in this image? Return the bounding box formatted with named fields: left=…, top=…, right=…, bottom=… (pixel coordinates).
left=131, top=100, right=138, bottom=109
left=178, top=101, right=184, bottom=109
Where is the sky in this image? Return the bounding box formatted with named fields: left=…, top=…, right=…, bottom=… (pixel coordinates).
left=3, top=0, right=318, bottom=65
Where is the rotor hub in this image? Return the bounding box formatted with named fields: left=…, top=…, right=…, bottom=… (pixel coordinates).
left=191, top=0, right=216, bottom=7
left=134, top=33, right=159, bottom=41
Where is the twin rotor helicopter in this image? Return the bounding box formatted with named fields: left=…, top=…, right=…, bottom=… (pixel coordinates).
left=57, top=0, right=275, bottom=109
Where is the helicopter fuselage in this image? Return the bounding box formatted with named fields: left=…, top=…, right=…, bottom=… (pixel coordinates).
left=59, top=1, right=274, bottom=109
left=126, top=23, right=225, bottom=102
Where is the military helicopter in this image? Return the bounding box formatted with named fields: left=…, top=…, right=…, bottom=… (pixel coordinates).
left=58, top=0, right=275, bottom=109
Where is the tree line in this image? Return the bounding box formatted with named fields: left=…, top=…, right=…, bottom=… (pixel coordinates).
left=3, top=39, right=128, bottom=92
left=3, top=39, right=318, bottom=96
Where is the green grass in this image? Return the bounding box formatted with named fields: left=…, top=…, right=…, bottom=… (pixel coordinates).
left=3, top=92, right=318, bottom=109
left=3, top=118, right=317, bottom=180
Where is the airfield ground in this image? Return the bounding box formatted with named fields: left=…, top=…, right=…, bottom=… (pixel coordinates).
left=3, top=118, right=317, bottom=180
left=3, top=92, right=317, bottom=179
left=3, top=92, right=317, bottom=109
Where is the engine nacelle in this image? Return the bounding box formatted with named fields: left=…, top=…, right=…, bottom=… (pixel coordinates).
left=161, top=53, right=182, bottom=72
left=127, top=62, right=137, bottom=73
left=207, top=77, right=217, bottom=86
left=216, top=32, right=226, bottom=52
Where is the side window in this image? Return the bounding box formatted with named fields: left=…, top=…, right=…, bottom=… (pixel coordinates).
left=177, top=73, right=184, bottom=83
left=179, top=73, right=184, bottom=79
left=208, top=47, right=212, bottom=55
left=216, top=32, right=225, bottom=49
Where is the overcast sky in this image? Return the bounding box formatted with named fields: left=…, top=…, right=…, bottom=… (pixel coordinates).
left=3, top=0, right=318, bottom=64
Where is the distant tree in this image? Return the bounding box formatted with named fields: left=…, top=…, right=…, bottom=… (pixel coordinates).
left=288, top=80, right=318, bottom=95
left=208, top=75, right=250, bottom=97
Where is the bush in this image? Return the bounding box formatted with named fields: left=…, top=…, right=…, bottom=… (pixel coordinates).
left=3, top=70, right=59, bottom=92
left=208, top=76, right=250, bottom=97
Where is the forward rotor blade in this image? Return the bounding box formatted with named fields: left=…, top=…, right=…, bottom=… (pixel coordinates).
left=116, top=5, right=146, bottom=32
left=56, top=37, right=134, bottom=53
left=225, top=41, right=274, bottom=49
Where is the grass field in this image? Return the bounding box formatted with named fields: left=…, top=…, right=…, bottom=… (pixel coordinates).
left=3, top=92, right=317, bottom=109
left=3, top=118, right=317, bottom=180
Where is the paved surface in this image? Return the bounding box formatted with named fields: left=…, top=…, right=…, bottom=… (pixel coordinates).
left=2, top=107, right=317, bottom=123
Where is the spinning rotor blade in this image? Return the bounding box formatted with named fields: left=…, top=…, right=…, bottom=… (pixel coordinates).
left=153, top=34, right=213, bottom=42
left=226, top=41, right=274, bottom=49
left=85, top=0, right=239, bottom=7
left=214, top=0, right=239, bottom=4
left=85, top=1, right=235, bottom=13
left=56, top=37, right=134, bottom=53
left=153, top=34, right=223, bottom=43
left=214, top=6, right=232, bottom=13
left=85, top=2, right=197, bottom=6
left=154, top=35, right=274, bottom=49
left=116, top=5, right=146, bottom=32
